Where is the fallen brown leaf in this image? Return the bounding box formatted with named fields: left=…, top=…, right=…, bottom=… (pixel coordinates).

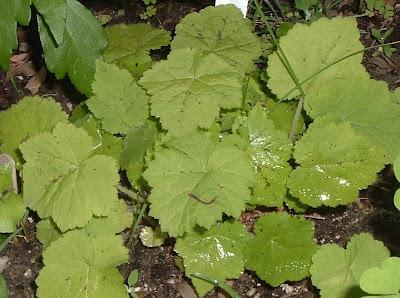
left=25, top=66, right=47, bottom=95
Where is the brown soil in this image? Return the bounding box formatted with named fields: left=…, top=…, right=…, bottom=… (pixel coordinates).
left=1, top=0, right=400, bottom=297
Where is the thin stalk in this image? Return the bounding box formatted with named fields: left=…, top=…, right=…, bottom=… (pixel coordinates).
left=288, top=96, right=304, bottom=141
left=0, top=227, right=23, bottom=253
left=75, top=112, right=91, bottom=128
left=315, top=0, right=321, bottom=12
left=262, top=0, right=279, bottom=20
left=254, top=0, right=305, bottom=99
left=191, top=272, right=242, bottom=298
left=128, top=199, right=149, bottom=244
left=266, top=40, right=400, bottom=114
left=326, top=0, right=344, bottom=11
left=271, top=0, right=287, bottom=21
left=116, top=184, right=144, bottom=203
left=242, top=50, right=263, bottom=114
left=9, top=73, right=22, bottom=99
left=21, top=209, right=31, bottom=243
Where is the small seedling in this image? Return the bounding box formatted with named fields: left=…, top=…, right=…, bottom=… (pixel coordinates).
left=126, top=269, right=139, bottom=298
left=140, top=6, right=157, bottom=20
left=140, top=0, right=157, bottom=20
left=364, top=0, right=394, bottom=19
left=371, top=27, right=396, bottom=57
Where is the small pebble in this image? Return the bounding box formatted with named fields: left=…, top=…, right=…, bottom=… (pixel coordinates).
left=66, top=102, right=73, bottom=112
left=280, top=283, right=294, bottom=294
left=0, top=256, right=9, bottom=273
left=19, top=42, right=30, bottom=52
left=246, top=288, right=257, bottom=296
left=24, top=269, right=32, bottom=278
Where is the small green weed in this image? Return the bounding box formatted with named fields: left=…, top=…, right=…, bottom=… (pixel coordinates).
left=371, top=27, right=397, bottom=57
left=140, top=0, right=157, bottom=20
left=364, top=0, right=394, bottom=19
left=126, top=269, right=139, bottom=298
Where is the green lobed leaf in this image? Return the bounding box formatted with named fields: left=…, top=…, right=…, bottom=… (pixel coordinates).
left=267, top=17, right=366, bottom=100
left=104, top=23, right=171, bottom=79
left=0, top=0, right=31, bottom=71
left=86, top=61, right=149, bottom=135
left=83, top=199, right=132, bottom=237
left=36, top=230, right=129, bottom=298
left=310, top=233, right=390, bottom=298
left=305, top=76, right=400, bottom=162
left=0, top=274, right=6, bottom=298
left=120, top=121, right=159, bottom=189
left=70, top=104, right=123, bottom=165
left=0, top=96, right=69, bottom=169
left=0, top=192, right=26, bottom=233
left=19, top=122, right=120, bottom=232
left=391, top=87, right=400, bottom=104
left=393, top=155, right=400, bottom=211
left=394, top=189, right=400, bottom=212
left=244, top=212, right=318, bottom=286
left=0, top=164, right=12, bottom=194
left=284, top=194, right=309, bottom=213
left=143, top=131, right=255, bottom=237
left=236, top=104, right=292, bottom=207
left=175, top=219, right=250, bottom=296
left=360, top=257, right=400, bottom=296
left=264, top=99, right=305, bottom=137
left=287, top=114, right=387, bottom=208
left=245, top=76, right=268, bottom=107
left=36, top=0, right=108, bottom=96
left=139, top=48, right=242, bottom=136
left=139, top=226, right=168, bottom=247
left=171, top=4, right=262, bottom=74
left=37, top=199, right=131, bottom=250
left=35, top=218, right=62, bottom=250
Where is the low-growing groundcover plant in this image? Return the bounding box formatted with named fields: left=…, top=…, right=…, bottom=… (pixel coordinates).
left=1, top=1, right=400, bottom=297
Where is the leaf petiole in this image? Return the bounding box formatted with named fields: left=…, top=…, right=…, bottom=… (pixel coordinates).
left=128, top=199, right=149, bottom=244
left=267, top=40, right=400, bottom=114
left=191, top=272, right=242, bottom=298
left=0, top=227, right=23, bottom=253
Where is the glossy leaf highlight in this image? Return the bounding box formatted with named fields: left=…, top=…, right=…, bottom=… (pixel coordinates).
left=175, top=219, right=250, bottom=296
left=244, top=212, right=318, bottom=286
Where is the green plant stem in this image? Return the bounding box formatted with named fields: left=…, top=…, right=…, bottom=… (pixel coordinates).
left=0, top=227, right=23, bottom=253
left=271, top=0, right=287, bottom=21
left=242, top=50, right=263, bottom=114
left=21, top=209, right=31, bottom=243
left=266, top=40, right=400, bottom=114
left=9, top=73, right=22, bottom=99
left=191, top=272, right=242, bottom=298
left=128, top=200, right=149, bottom=244
left=116, top=184, right=144, bottom=203
left=288, top=96, right=304, bottom=141
left=75, top=112, right=91, bottom=128
left=262, top=0, right=279, bottom=20
left=326, top=0, right=344, bottom=11
left=254, top=0, right=305, bottom=99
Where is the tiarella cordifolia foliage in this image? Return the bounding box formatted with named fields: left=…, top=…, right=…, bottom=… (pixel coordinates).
left=1, top=3, right=400, bottom=297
